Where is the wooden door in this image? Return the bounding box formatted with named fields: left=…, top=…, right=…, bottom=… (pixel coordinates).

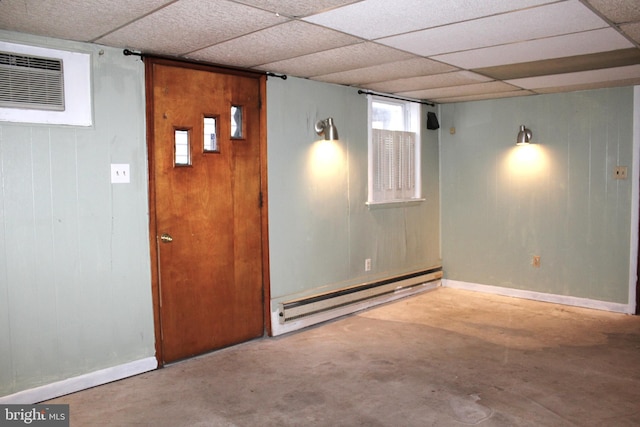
left=146, top=59, right=267, bottom=364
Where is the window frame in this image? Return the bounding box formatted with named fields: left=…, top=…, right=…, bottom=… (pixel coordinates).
left=367, top=95, right=423, bottom=206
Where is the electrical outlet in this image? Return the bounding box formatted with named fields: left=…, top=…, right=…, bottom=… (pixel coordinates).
left=614, top=166, right=628, bottom=180
left=532, top=256, right=541, bottom=268
left=111, top=164, right=130, bottom=184
left=365, top=258, right=372, bottom=272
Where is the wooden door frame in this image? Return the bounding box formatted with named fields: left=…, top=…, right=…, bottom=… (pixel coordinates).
left=144, top=57, right=271, bottom=365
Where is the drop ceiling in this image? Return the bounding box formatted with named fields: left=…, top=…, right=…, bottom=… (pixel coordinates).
left=1, top=0, right=639, bottom=103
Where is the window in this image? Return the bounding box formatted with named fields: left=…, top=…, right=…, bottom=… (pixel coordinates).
left=231, top=105, right=243, bottom=139
left=203, top=116, right=219, bottom=152
left=174, top=128, right=191, bottom=166
left=368, top=96, right=421, bottom=204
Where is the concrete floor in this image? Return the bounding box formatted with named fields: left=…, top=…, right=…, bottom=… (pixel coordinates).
left=47, top=288, right=640, bottom=426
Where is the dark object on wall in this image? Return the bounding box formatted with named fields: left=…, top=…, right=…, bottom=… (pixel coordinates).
left=427, top=112, right=440, bottom=130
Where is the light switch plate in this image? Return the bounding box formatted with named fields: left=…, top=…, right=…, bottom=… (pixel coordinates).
left=111, top=164, right=130, bottom=184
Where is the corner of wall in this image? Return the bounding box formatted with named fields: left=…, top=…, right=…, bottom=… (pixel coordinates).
left=630, top=86, right=640, bottom=312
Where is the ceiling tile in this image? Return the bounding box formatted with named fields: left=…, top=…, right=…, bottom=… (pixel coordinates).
left=0, top=0, right=637, bottom=103
left=475, top=48, right=640, bottom=80
left=432, top=28, right=632, bottom=70
left=378, top=1, right=609, bottom=57
left=506, top=64, right=640, bottom=89
left=96, top=0, right=288, bottom=55
left=188, top=21, right=361, bottom=67
left=254, top=42, right=414, bottom=77
left=232, top=0, right=360, bottom=18
left=533, top=77, right=640, bottom=94
left=0, top=0, right=173, bottom=41
left=432, top=90, right=535, bottom=103
left=311, top=58, right=457, bottom=86
left=363, top=71, right=491, bottom=93
left=621, top=22, right=640, bottom=43
left=304, top=0, right=556, bottom=40
left=397, top=81, right=520, bottom=100
left=585, top=0, right=640, bottom=24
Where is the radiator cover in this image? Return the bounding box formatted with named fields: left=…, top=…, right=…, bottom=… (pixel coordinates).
left=279, top=267, right=442, bottom=323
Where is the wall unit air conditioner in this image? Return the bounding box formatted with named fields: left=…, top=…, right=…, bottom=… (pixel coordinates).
left=0, top=41, right=92, bottom=126
left=0, top=51, right=65, bottom=111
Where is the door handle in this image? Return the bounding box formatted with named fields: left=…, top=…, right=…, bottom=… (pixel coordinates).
left=160, top=233, right=173, bottom=243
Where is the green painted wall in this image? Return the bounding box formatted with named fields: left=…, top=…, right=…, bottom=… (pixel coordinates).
left=267, top=77, right=441, bottom=305
left=7, top=30, right=632, bottom=400
left=0, top=32, right=442, bottom=399
left=440, top=88, right=635, bottom=304
left=0, top=32, right=155, bottom=397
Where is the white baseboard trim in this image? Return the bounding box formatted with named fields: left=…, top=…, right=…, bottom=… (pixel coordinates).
left=443, top=279, right=634, bottom=314
left=0, top=357, right=158, bottom=404
left=271, top=280, right=440, bottom=336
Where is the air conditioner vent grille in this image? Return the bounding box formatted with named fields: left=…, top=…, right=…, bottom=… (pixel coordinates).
left=0, top=51, right=64, bottom=111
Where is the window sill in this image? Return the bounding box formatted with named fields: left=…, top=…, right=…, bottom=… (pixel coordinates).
left=366, top=198, right=425, bottom=209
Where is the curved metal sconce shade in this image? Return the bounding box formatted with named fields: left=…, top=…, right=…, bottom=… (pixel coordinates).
left=315, top=117, right=339, bottom=141
left=516, top=125, right=533, bottom=145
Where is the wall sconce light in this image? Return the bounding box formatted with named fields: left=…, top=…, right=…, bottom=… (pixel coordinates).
left=516, top=125, right=533, bottom=145
left=315, top=117, right=339, bottom=141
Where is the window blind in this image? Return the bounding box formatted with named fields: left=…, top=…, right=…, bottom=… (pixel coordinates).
left=372, top=129, right=416, bottom=202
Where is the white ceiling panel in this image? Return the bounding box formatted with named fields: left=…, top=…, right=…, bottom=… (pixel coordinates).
left=364, top=71, right=492, bottom=93
left=585, top=0, right=640, bottom=24
left=255, top=42, right=414, bottom=77
left=378, top=0, right=609, bottom=57
left=188, top=21, right=360, bottom=68
left=433, top=90, right=535, bottom=103
left=96, top=0, right=288, bottom=55
left=232, top=0, right=360, bottom=18
left=432, top=28, right=633, bottom=69
left=534, top=77, right=640, bottom=94
left=506, top=64, right=640, bottom=89
left=0, top=0, right=173, bottom=41
left=311, top=58, right=457, bottom=86
left=397, top=81, right=521, bottom=100
left=304, top=0, right=556, bottom=40
left=621, top=22, right=640, bottom=43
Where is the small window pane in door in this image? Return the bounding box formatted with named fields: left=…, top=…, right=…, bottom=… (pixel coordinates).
left=175, top=129, right=190, bottom=166
left=204, top=117, right=218, bottom=152
left=231, top=105, right=243, bottom=139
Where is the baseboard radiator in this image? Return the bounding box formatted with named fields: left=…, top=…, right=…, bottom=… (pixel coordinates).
left=279, top=267, right=442, bottom=324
